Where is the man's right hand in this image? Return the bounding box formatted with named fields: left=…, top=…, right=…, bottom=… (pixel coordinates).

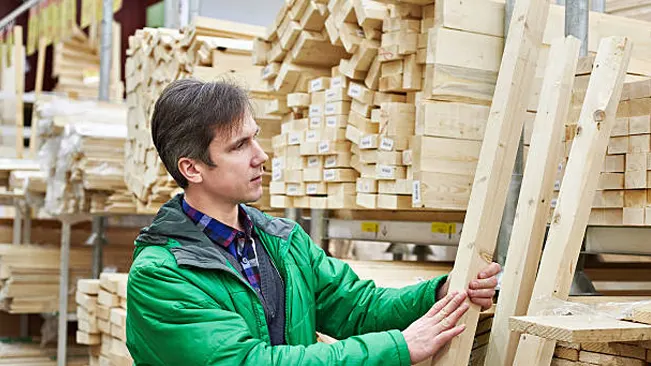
left=401, top=291, right=470, bottom=364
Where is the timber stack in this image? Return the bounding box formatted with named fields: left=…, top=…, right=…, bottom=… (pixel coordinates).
left=124, top=18, right=282, bottom=214
left=511, top=302, right=651, bottom=365
left=35, top=98, right=133, bottom=215
left=260, top=0, right=522, bottom=211
left=53, top=25, right=124, bottom=101
left=566, top=77, right=651, bottom=226
left=262, top=0, right=651, bottom=214
left=0, top=244, right=131, bottom=314
left=76, top=273, right=131, bottom=366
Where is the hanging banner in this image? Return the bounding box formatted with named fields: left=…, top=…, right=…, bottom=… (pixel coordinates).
left=27, top=7, right=38, bottom=56
left=114, top=0, right=123, bottom=13
left=6, top=22, right=14, bottom=67
left=81, top=0, right=93, bottom=28
left=44, top=0, right=54, bottom=46
left=66, top=0, right=77, bottom=35
left=52, top=0, right=61, bottom=44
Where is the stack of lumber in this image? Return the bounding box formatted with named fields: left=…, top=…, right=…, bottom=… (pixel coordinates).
left=0, top=244, right=132, bottom=314
left=263, top=0, right=430, bottom=210
left=606, top=0, right=651, bottom=22
left=35, top=98, right=136, bottom=215
left=53, top=25, right=124, bottom=101
left=568, top=77, right=651, bottom=226
left=260, top=0, right=651, bottom=212
left=511, top=301, right=651, bottom=365
left=0, top=159, right=40, bottom=193
left=124, top=18, right=281, bottom=214
left=0, top=340, right=87, bottom=365
left=76, top=273, right=131, bottom=366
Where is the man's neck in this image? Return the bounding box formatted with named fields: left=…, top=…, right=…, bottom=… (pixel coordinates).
left=183, top=189, right=241, bottom=231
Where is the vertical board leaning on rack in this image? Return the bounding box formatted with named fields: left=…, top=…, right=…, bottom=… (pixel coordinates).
left=513, top=36, right=632, bottom=366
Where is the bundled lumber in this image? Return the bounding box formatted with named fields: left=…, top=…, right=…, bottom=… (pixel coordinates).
left=566, top=77, right=651, bottom=226
left=511, top=306, right=651, bottom=366
left=76, top=273, right=132, bottom=366
left=124, top=18, right=281, bottom=214
left=53, top=25, right=124, bottom=101
left=261, top=0, right=651, bottom=212
left=35, top=98, right=135, bottom=215
left=0, top=340, right=88, bottom=365
left=0, top=159, right=40, bottom=192
left=0, top=244, right=132, bottom=314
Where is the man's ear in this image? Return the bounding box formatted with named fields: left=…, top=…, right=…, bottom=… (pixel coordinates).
left=178, top=158, right=203, bottom=184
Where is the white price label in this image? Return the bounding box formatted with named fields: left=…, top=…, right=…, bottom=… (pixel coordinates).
left=360, top=135, right=373, bottom=149
left=272, top=157, right=283, bottom=170
left=311, top=79, right=323, bottom=91
left=310, top=117, right=321, bottom=128
left=377, top=165, right=394, bottom=178
left=310, top=105, right=322, bottom=116
left=325, top=103, right=336, bottom=114
left=307, top=157, right=319, bottom=167
left=324, top=170, right=336, bottom=181
left=551, top=198, right=558, bottom=208
left=412, top=180, right=422, bottom=205
left=306, top=184, right=317, bottom=194
left=306, top=131, right=318, bottom=142
left=325, top=156, right=336, bottom=168
left=325, top=90, right=336, bottom=100
left=272, top=170, right=282, bottom=181
left=288, top=133, right=300, bottom=145
left=287, top=185, right=298, bottom=194
left=349, top=84, right=361, bottom=97
left=380, top=137, right=394, bottom=151
left=318, top=142, right=330, bottom=153
left=326, top=116, right=337, bottom=127
left=262, top=66, right=272, bottom=78
left=554, top=180, right=561, bottom=191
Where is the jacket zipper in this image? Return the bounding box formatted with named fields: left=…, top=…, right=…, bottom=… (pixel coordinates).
left=259, top=227, right=294, bottom=345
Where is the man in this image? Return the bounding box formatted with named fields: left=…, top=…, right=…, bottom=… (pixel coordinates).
left=126, top=79, right=501, bottom=365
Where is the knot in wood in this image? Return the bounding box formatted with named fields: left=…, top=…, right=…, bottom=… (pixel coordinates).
left=593, top=109, right=606, bottom=122
left=480, top=251, right=493, bottom=264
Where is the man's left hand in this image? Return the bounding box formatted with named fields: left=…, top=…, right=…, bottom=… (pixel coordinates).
left=437, top=262, right=501, bottom=311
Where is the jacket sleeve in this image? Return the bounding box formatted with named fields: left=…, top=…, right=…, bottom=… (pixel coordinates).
left=300, top=228, right=448, bottom=340
left=126, top=262, right=412, bottom=366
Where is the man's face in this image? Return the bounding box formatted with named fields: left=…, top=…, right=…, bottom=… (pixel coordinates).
left=201, top=114, right=268, bottom=204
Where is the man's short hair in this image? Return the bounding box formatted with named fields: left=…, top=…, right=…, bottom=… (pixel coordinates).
left=151, top=79, right=252, bottom=188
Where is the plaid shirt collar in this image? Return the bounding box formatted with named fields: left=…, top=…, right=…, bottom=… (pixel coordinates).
left=181, top=198, right=254, bottom=248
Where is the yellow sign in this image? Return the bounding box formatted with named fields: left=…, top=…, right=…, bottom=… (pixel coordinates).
left=431, top=222, right=457, bottom=236
left=361, top=222, right=379, bottom=233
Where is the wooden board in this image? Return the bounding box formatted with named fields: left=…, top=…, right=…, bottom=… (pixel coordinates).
left=512, top=36, right=632, bottom=366
left=509, top=316, right=651, bottom=343
left=431, top=0, right=550, bottom=362
left=486, top=36, right=581, bottom=366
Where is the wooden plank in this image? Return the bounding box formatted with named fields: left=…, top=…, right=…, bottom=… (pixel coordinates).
left=633, top=303, right=651, bottom=324
left=14, top=26, right=24, bottom=159
left=486, top=36, right=581, bottom=366
left=28, top=37, right=46, bottom=158
left=512, top=36, right=632, bottom=366
left=510, top=315, right=651, bottom=343
left=431, top=0, right=550, bottom=361
left=416, top=101, right=489, bottom=141
left=579, top=351, right=645, bottom=366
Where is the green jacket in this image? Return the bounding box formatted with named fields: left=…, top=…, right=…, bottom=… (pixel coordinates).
left=126, top=195, right=447, bottom=365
